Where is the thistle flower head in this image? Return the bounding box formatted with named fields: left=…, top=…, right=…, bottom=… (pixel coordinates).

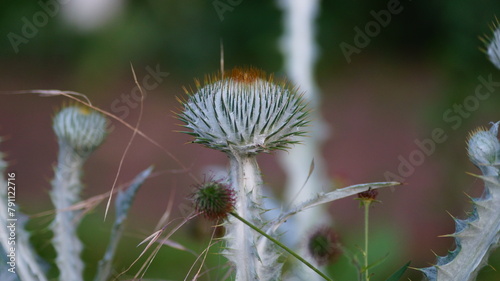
left=178, top=67, right=309, bottom=155
left=486, top=18, right=500, bottom=70
left=307, top=226, right=342, bottom=266
left=191, top=179, right=236, bottom=221
left=467, top=122, right=500, bottom=166
left=53, top=105, right=108, bottom=158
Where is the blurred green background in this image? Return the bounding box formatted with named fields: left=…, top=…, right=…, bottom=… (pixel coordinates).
left=2, top=0, right=500, bottom=280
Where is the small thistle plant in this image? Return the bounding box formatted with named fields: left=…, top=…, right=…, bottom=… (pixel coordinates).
left=0, top=103, right=153, bottom=281
left=418, top=19, right=500, bottom=281
left=50, top=105, right=108, bottom=281
left=421, top=122, right=500, bottom=281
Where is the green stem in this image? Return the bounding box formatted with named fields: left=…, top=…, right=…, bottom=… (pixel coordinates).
left=364, top=202, right=370, bottom=281
left=230, top=211, right=333, bottom=281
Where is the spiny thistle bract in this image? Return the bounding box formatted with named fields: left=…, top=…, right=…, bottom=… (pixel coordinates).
left=177, top=67, right=309, bottom=155
left=53, top=105, right=108, bottom=158
left=421, top=121, right=500, bottom=281
left=486, top=19, right=500, bottom=70
left=192, top=179, right=236, bottom=221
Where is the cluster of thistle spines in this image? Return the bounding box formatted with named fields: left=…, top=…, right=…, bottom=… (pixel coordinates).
left=178, top=76, right=309, bottom=154
left=485, top=18, right=500, bottom=70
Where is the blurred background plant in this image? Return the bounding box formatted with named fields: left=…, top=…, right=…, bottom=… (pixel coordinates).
left=2, top=0, right=500, bottom=280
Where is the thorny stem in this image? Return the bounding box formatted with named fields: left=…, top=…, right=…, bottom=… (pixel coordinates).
left=50, top=146, right=85, bottom=281
left=230, top=211, right=333, bottom=281
left=227, top=153, right=262, bottom=279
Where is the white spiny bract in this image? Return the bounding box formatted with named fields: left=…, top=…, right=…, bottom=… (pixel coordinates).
left=178, top=67, right=309, bottom=155
left=53, top=105, right=108, bottom=158
left=487, top=22, right=500, bottom=70
left=421, top=122, right=500, bottom=281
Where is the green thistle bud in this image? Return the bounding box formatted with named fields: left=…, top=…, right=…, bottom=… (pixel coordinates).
left=467, top=122, right=500, bottom=166
left=307, top=226, right=342, bottom=266
left=192, top=179, right=236, bottom=221
left=178, top=67, right=309, bottom=155
left=53, top=105, right=108, bottom=158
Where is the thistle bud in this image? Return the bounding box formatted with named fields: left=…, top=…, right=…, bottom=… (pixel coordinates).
left=467, top=122, right=500, bottom=166
left=178, top=67, right=309, bottom=155
left=191, top=179, right=236, bottom=221
left=307, top=226, right=342, bottom=266
left=53, top=105, right=108, bottom=158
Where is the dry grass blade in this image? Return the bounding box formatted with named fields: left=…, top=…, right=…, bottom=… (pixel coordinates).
left=115, top=212, right=198, bottom=280
left=3, top=88, right=191, bottom=178
left=186, top=225, right=220, bottom=281
left=115, top=229, right=165, bottom=280
left=134, top=212, right=198, bottom=280
left=104, top=64, right=144, bottom=220
left=95, top=167, right=153, bottom=281
left=155, top=189, right=175, bottom=230
left=137, top=230, right=163, bottom=248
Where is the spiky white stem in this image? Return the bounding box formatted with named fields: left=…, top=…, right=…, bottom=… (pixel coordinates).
left=225, top=152, right=266, bottom=280
left=50, top=146, right=85, bottom=281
